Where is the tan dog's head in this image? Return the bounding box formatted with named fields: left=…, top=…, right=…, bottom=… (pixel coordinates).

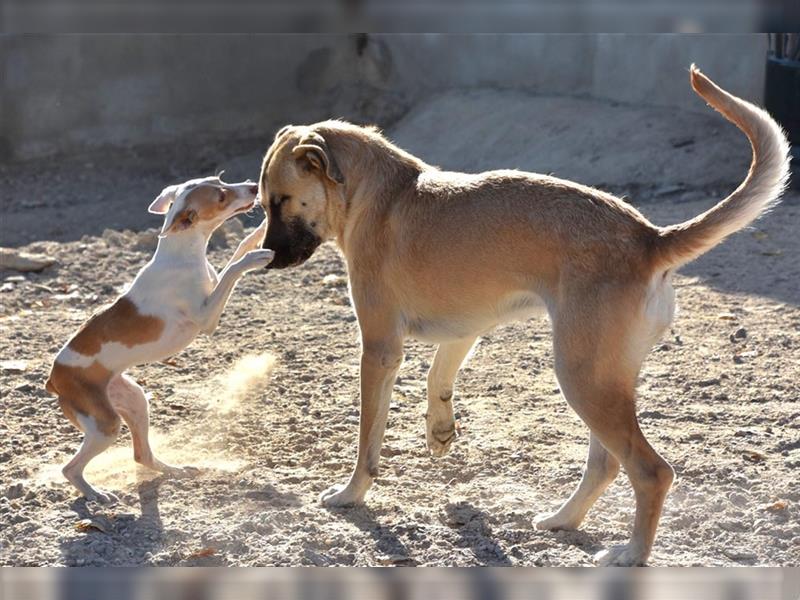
left=149, top=176, right=259, bottom=238
left=259, top=125, right=346, bottom=269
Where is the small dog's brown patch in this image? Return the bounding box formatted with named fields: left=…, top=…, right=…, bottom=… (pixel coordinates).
left=47, top=361, right=119, bottom=435
left=67, top=297, right=164, bottom=355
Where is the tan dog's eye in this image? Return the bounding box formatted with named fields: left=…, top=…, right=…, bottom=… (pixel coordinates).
left=270, top=194, right=290, bottom=206
left=218, top=190, right=226, bottom=203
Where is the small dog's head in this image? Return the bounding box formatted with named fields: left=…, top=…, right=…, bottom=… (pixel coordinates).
left=149, top=176, right=259, bottom=237
left=258, top=125, right=345, bottom=269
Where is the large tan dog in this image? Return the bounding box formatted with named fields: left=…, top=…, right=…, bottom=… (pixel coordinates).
left=258, top=66, right=790, bottom=565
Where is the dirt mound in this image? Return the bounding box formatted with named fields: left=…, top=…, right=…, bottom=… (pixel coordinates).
left=388, top=89, right=753, bottom=190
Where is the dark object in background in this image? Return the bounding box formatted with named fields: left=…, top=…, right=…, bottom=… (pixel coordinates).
left=766, top=33, right=800, bottom=189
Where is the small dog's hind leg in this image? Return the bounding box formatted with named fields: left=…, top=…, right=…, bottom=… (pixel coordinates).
left=61, top=408, right=121, bottom=504
left=425, top=337, right=477, bottom=457
left=108, top=375, right=193, bottom=476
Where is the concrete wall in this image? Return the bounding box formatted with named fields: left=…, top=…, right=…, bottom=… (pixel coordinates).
left=0, top=34, right=769, bottom=162
left=381, top=34, right=768, bottom=110
left=0, top=35, right=357, bottom=161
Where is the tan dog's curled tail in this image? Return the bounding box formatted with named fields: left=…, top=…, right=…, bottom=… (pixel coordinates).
left=653, top=64, right=791, bottom=270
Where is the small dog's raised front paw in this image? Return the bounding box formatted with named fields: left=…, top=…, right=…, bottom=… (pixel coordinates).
left=241, top=249, right=275, bottom=270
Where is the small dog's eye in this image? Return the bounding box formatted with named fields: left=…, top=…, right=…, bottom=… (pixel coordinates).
left=218, top=190, right=226, bottom=202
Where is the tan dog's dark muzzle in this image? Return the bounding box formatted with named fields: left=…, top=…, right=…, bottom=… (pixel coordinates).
left=262, top=207, right=321, bottom=269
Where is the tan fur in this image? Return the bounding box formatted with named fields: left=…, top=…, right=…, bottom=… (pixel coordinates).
left=654, top=65, right=791, bottom=268
left=64, top=297, right=164, bottom=356
left=259, top=67, right=790, bottom=565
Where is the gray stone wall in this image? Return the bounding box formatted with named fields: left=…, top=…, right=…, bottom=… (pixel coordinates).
left=0, top=34, right=769, bottom=162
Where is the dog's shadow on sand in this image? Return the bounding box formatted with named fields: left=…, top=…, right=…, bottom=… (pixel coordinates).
left=328, top=501, right=517, bottom=566
left=59, top=476, right=166, bottom=567
left=442, top=502, right=513, bottom=566
left=326, top=504, right=416, bottom=565
left=443, top=501, right=603, bottom=566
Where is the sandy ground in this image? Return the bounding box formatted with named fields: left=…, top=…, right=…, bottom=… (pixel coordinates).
left=1, top=95, right=798, bottom=566
left=0, top=190, right=797, bottom=566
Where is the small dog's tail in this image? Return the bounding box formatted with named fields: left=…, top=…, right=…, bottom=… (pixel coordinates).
left=652, top=64, right=791, bottom=270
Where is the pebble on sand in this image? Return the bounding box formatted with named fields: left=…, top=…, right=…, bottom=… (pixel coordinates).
left=0, top=360, right=28, bottom=373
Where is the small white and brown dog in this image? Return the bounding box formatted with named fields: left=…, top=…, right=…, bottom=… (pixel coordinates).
left=46, top=176, right=273, bottom=503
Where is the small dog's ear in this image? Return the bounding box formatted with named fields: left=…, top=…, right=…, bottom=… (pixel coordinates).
left=159, top=208, right=197, bottom=237
left=149, top=184, right=180, bottom=214
left=292, top=132, right=344, bottom=185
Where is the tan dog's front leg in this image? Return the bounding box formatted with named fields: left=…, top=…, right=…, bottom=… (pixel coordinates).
left=425, top=337, right=476, bottom=457
left=320, top=336, right=403, bottom=507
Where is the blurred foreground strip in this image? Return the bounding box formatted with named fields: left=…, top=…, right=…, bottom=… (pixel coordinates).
left=0, top=568, right=797, bottom=600
left=1, top=0, right=797, bottom=33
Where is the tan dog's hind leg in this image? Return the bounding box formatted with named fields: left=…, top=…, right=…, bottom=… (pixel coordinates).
left=107, top=375, right=193, bottom=476
left=547, top=282, right=674, bottom=566
left=535, top=432, right=620, bottom=530
left=320, top=331, right=404, bottom=507
left=425, top=337, right=477, bottom=457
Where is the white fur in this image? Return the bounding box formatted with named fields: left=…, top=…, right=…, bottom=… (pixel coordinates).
left=53, top=178, right=272, bottom=503
left=405, top=290, right=545, bottom=343
left=55, top=345, right=94, bottom=369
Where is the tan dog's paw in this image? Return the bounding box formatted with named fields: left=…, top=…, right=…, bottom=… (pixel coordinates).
left=319, top=483, right=364, bottom=508
left=425, top=416, right=458, bottom=458
left=594, top=545, right=648, bottom=567
left=534, top=511, right=581, bottom=531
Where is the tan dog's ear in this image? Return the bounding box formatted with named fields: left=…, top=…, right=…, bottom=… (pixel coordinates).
left=149, top=184, right=180, bottom=214
left=292, top=132, right=344, bottom=185
left=159, top=208, right=197, bottom=237
left=275, top=125, right=294, bottom=141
